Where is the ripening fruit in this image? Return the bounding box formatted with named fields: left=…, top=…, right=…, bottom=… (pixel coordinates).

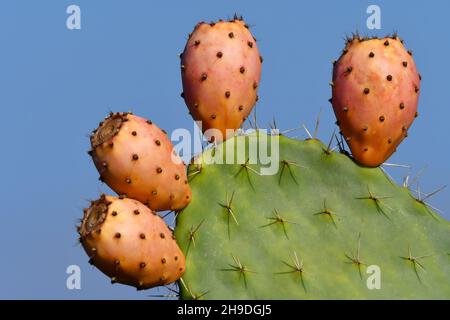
left=331, top=34, right=420, bottom=167
left=78, top=195, right=185, bottom=289
left=89, top=112, right=191, bottom=211
left=181, top=16, right=262, bottom=142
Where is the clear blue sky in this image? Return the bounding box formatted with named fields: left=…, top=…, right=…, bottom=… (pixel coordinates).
left=1, top=0, right=448, bottom=299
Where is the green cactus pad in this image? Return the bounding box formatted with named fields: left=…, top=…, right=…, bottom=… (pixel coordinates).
left=174, top=133, right=450, bottom=299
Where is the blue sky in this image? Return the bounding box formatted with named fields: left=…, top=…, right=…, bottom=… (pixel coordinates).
left=0, top=0, right=448, bottom=299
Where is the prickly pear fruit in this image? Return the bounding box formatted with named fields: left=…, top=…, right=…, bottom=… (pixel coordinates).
left=331, top=35, right=421, bottom=167
left=180, top=16, right=262, bottom=142
left=78, top=195, right=185, bottom=289
left=89, top=112, right=191, bottom=211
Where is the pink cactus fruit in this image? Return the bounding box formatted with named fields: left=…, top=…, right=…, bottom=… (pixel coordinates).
left=89, top=112, right=191, bottom=211
left=332, top=35, right=421, bottom=167
left=78, top=195, right=186, bottom=289
left=180, top=16, right=262, bottom=142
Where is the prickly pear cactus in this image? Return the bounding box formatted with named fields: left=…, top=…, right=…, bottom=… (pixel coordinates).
left=174, top=132, right=450, bottom=299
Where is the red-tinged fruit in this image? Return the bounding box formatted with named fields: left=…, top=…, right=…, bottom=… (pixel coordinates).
left=181, top=16, right=262, bottom=142
left=331, top=34, right=421, bottom=167
left=78, top=195, right=185, bottom=289
left=89, top=112, right=191, bottom=211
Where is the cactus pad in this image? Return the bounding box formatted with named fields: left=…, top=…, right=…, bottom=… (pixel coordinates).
left=174, top=133, right=450, bottom=299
